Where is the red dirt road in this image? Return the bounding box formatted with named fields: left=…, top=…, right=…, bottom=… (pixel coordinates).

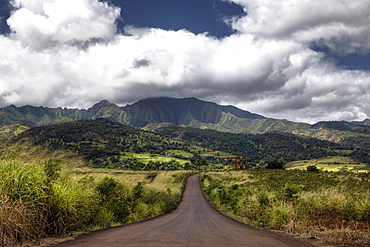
left=53, top=174, right=316, bottom=247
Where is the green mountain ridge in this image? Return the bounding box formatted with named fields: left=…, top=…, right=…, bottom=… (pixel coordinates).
left=1, top=97, right=370, bottom=150
left=0, top=97, right=266, bottom=131
left=124, top=97, right=265, bottom=127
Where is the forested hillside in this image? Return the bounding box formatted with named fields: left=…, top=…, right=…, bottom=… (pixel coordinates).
left=12, top=119, right=367, bottom=170
left=13, top=119, right=197, bottom=170
left=149, top=124, right=345, bottom=163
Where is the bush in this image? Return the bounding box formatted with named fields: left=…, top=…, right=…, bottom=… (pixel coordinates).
left=266, top=205, right=292, bottom=229
left=95, top=177, right=130, bottom=223
left=257, top=192, right=270, bottom=207
left=307, top=165, right=319, bottom=173
left=266, top=161, right=285, bottom=169
left=281, top=183, right=300, bottom=200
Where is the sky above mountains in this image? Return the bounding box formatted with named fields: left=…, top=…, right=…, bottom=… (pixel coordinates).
left=0, top=0, right=370, bottom=124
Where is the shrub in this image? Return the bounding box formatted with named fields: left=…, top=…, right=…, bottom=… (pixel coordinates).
left=266, top=161, right=285, bottom=169
left=307, top=165, right=319, bottom=173
left=257, top=192, right=270, bottom=207
left=133, top=182, right=144, bottom=201
left=216, top=187, right=231, bottom=205
left=95, top=177, right=130, bottom=223
left=281, top=184, right=300, bottom=200
left=266, top=205, right=293, bottom=229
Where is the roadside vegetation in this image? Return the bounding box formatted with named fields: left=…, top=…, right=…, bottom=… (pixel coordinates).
left=201, top=169, right=370, bottom=246
left=2, top=118, right=370, bottom=246
left=0, top=147, right=190, bottom=246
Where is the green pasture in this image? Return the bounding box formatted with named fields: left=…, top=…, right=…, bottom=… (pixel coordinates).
left=121, top=152, right=189, bottom=164
left=70, top=168, right=190, bottom=193
left=188, top=145, right=235, bottom=158
left=167, top=149, right=234, bottom=159
left=166, top=150, right=194, bottom=158
left=286, top=156, right=368, bottom=172
left=200, top=150, right=234, bottom=159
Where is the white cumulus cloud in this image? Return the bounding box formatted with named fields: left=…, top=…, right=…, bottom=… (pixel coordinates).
left=7, top=0, right=120, bottom=50
left=0, top=0, right=369, bottom=123
left=227, top=0, right=370, bottom=54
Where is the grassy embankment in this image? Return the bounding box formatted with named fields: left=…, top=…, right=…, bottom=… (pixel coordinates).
left=0, top=145, right=192, bottom=246
left=201, top=168, right=370, bottom=246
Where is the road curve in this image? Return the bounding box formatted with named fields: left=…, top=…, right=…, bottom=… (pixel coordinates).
left=53, top=174, right=316, bottom=247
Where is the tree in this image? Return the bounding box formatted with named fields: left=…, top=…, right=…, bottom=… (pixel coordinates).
left=266, top=160, right=285, bottom=169
left=307, top=165, right=319, bottom=173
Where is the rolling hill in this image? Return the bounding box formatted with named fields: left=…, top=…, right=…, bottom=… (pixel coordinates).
left=12, top=118, right=199, bottom=170
left=12, top=118, right=366, bottom=169
left=147, top=123, right=345, bottom=163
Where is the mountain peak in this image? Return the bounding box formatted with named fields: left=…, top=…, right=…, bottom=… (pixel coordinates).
left=0, top=97, right=265, bottom=132
left=93, top=100, right=115, bottom=107
left=123, top=97, right=265, bottom=127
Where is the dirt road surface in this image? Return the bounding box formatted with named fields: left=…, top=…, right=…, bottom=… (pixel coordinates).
left=52, top=174, right=316, bottom=247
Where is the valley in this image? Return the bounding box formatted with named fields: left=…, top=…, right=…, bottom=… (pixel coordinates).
left=0, top=97, right=369, bottom=246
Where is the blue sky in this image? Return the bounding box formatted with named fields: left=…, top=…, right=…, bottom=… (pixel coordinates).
left=0, top=0, right=11, bottom=32
left=0, top=0, right=244, bottom=37
left=114, top=0, right=370, bottom=71
left=115, top=0, right=244, bottom=37
left=0, top=0, right=370, bottom=123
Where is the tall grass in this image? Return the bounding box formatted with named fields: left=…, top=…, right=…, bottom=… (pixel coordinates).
left=0, top=161, right=47, bottom=246
left=0, top=194, right=42, bottom=246
left=201, top=170, right=370, bottom=245
left=0, top=158, right=186, bottom=246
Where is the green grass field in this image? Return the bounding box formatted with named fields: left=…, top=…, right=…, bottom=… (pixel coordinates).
left=167, top=148, right=234, bottom=159
left=70, top=168, right=190, bottom=193
left=121, top=152, right=190, bottom=164
left=166, top=150, right=194, bottom=158
left=286, top=156, right=368, bottom=172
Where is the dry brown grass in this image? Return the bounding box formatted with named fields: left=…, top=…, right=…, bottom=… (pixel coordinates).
left=283, top=218, right=370, bottom=246
left=0, top=194, right=44, bottom=247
